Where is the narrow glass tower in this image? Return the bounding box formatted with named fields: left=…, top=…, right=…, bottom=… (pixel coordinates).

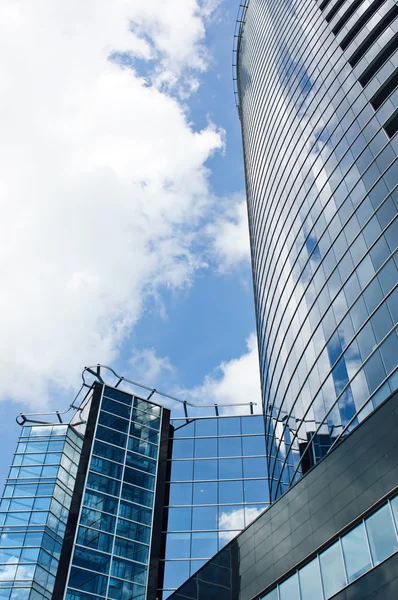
left=237, top=0, right=398, bottom=498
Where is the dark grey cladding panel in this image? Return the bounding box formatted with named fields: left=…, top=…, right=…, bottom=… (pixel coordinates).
left=331, top=552, right=398, bottom=599
left=168, top=389, right=398, bottom=600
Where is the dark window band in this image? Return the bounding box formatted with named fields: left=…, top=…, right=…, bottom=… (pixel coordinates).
left=370, top=66, right=398, bottom=109
left=384, top=107, right=398, bottom=136
left=349, top=4, right=398, bottom=68
left=359, top=29, right=398, bottom=85
left=338, top=0, right=386, bottom=43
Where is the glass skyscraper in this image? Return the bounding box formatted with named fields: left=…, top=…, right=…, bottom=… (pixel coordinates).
left=237, top=0, right=398, bottom=499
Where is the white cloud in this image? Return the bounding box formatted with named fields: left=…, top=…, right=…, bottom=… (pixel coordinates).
left=129, top=348, right=175, bottom=385
left=206, top=193, right=251, bottom=272
left=218, top=506, right=264, bottom=540
left=0, top=0, right=224, bottom=406
left=183, top=334, right=262, bottom=414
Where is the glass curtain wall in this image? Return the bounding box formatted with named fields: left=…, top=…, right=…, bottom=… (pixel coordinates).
left=160, top=415, right=270, bottom=598
left=0, top=424, right=82, bottom=600
left=64, top=385, right=163, bottom=600
left=237, top=0, right=398, bottom=500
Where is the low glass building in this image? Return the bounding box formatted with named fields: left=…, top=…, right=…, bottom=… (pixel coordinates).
left=0, top=368, right=266, bottom=599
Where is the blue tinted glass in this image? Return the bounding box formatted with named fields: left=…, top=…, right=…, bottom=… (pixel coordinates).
left=83, top=489, right=118, bottom=514
left=118, top=501, right=152, bottom=526
left=73, top=546, right=111, bottom=574
left=111, top=557, right=147, bottom=585
left=79, top=508, right=116, bottom=533
left=242, top=436, right=266, bottom=456
left=193, top=482, right=217, bottom=505
left=130, top=423, right=159, bottom=444
left=193, top=460, right=217, bottom=480
left=218, top=437, right=242, bottom=457
left=68, top=567, right=107, bottom=596
left=96, top=425, right=127, bottom=449
left=219, top=417, right=241, bottom=436
left=102, top=397, right=131, bottom=420
left=121, top=483, right=153, bottom=507
left=103, top=387, right=133, bottom=406
left=93, top=440, right=125, bottom=464
left=244, top=479, right=269, bottom=502
left=194, top=438, right=217, bottom=458
left=116, top=518, right=151, bottom=545
left=86, top=472, right=121, bottom=497
left=342, top=523, right=372, bottom=582
left=243, top=457, right=267, bottom=478
left=218, top=458, right=243, bottom=479
left=163, top=560, right=190, bottom=590
left=166, top=533, right=191, bottom=559
left=366, top=504, right=398, bottom=564
left=168, top=483, right=193, bottom=506
left=125, top=452, right=156, bottom=475
left=167, top=507, right=192, bottom=531
left=108, top=578, right=146, bottom=600
left=219, top=481, right=243, bottom=504
left=114, top=538, right=149, bottom=564
left=192, top=506, right=218, bottom=530
left=123, top=467, right=155, bottom=491
left=128, top=436, right=157, bottom=459
left=172, top=440, right=194, bottom=459
left=195, top=419, right=217, bottom=437
left=90, top=456, right=122, bottom=480
left=170, top=460, right=193, bottom=481
left=191, top=532, right=218, bottom=559
left=242, top=416, right=265, bottom=434
left=172, top=421, right=195, bottom=438
left=98, top=411, right=129, bottom=434
left=76, top=526, right=113, bottom=554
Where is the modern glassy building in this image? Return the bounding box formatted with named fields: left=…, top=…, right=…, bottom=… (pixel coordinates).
left=236, top=0, right=398, bottom=499
left=0, top=367, right=267, bottom=599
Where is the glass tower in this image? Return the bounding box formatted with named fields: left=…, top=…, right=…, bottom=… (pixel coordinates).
left=237, top=0, right=398, bottom=499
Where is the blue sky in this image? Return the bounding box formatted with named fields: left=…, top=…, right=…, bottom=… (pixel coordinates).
left=0, top=1, right=260, bottom=487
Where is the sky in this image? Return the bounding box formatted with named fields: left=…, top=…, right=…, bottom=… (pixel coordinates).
left=0, top=0, right=261, bottom=486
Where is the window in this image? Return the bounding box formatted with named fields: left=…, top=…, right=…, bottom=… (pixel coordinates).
left=299, top=558, right=324, bottom=599
left=341, top=523, right=371, bottom=582
left=319, top=541, right=347, bottom=598
left=365, top=504, right=398, bottom=564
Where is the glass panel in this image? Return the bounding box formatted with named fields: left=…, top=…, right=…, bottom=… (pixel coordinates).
left=194, top=438, right=217, bottom=459
left=193, top=482, right=217, bottom=505
left=72, top=545, right=111, bottom=574
left=219, top=481, right=243, bottom=504
left=219, top=417, right=241, bottom=436
left=167, top=507, right=192, bottom=531
left=279, top=572, right=299, bottom=600
left=218, top=459, right=243, bottom=480
left=76, top=526, right=113, bottom=554
left=193, top=459, right=217, bottom=480
left=116, top=518, right=151, bottom=545
left=242, top=416, right=265, bottom=434
left=192, top=506, right=218, bottom=530
left=101, top=397, right=131, bottom=420
left=111, top=557, right=147, bottom=585
left=195, top=419, right=217, bottom=437
left=113, top=538, right=149, bottom=564
left=108, top=578, right=146, bottom=600
left=170, top=461, right=193, bottom=482
left=319, top=541, right=346, bottom=599
left=191, top=532, right=218, bottom=559
left=118, top=501, right=152, bottom=526
left=165, top=533, right=191, bottom=559
left=218, top=437, right=242, bottom=457
left=342, top=523, right=372, bottom=582
left=68, top=567, right=108, bottom=595
left=299, top=558, right=324, bottom=600
left=163, top=560, right=190, bottom=590
left=365, top=504, right=398, bottom=564
left=244, top=479, right=269, bottom=502
left=260, top=589, right=278, bottom=600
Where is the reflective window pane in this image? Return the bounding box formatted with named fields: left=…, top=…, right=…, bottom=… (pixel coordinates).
left=342, top=523, right=371, bottom=582
left=299, top=558, right=324, bottom=600
left=366, top=504, right=398, bottom=565
left=319, top=541, right=346, bottom=598
left=279, top=572, right=299, bottom=600
left=191, top=532, right=218, bottom=559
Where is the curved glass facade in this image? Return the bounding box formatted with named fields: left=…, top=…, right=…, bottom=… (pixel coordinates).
left=237, top=0, right=398, bottom=499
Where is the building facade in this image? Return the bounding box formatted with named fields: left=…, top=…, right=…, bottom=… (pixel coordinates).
left=0, top=373, right=267, bottom=600
left=168, top=388, right=398, bottom=600
left=237, top=0, right=398, bottom=499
